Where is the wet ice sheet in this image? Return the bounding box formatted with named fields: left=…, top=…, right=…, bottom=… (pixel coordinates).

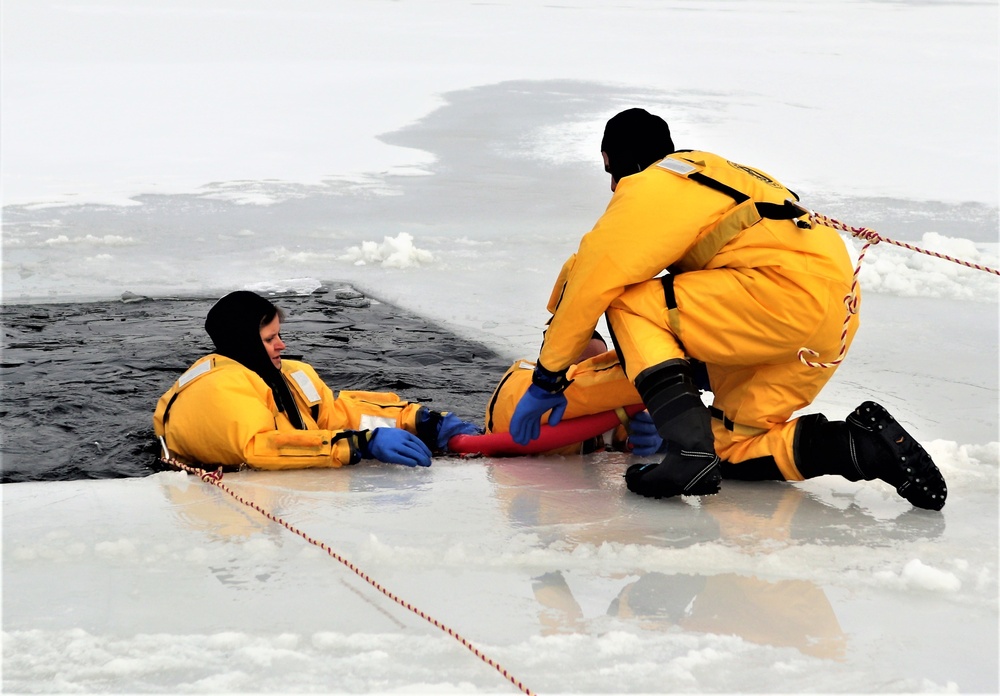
left=4, top=448, right=997, bottom=693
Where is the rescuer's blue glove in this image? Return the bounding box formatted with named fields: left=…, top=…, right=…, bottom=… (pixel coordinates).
left=364, top=428, right=433, bottom=467
left=510, top=384, right=568, bottom=446
left=627, top=410, right=665, bottom=456
left=436, top=412, right=482, bottom=450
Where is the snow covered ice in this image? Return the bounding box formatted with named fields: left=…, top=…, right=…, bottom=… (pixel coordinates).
left=2, top=0, right=998, bottom=693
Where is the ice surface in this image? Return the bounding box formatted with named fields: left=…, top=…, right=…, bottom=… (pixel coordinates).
left=3, top=446, right=997, bottom=693
left=2, top=0, right=998, bottom=693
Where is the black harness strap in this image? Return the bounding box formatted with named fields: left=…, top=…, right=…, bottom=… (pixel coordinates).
left=661, top=274, right=678, bottom=310
left=756, top=200, right=812, bottom=227
left=689, top=170, right=808, bottom=225
left=709, top=406, right=737, bottom=431
left=604, top=313, right=629, bottom=377
left=689, top=172, right=749, bottom=205
left=486, top=368, right=517, bottom=432
left=161, top=391, right=181, bottom=426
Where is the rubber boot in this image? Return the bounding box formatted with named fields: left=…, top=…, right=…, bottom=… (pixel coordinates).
left=795, top=402, right=947, bottom=511
left=624, top=360, right=722, bottom=499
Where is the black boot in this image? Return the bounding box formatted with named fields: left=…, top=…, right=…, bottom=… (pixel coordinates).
left=796, top=402, right=947, bottom=511
left=625, top=360, right=722, bottom=499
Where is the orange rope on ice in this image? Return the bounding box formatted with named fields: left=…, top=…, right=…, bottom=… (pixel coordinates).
left=796, top=209, right=999, bottom=369
left=161, top=455, right=535, bottom=696
left=812, top=212, right=1000, bottom=277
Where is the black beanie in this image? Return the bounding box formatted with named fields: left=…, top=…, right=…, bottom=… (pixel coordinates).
left=205, top=290, right=304, bottom=428
left=601, top=108, right=675, bottom=183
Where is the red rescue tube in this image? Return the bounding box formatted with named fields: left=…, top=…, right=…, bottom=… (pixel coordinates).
left=447, top=403, right=646, bottom=456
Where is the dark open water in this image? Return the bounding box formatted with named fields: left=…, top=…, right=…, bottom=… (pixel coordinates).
left=0, top=284, right=508, bottom=483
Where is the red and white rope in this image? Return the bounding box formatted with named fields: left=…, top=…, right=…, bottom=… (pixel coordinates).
left=813, top=212, right=1000, bottom=277
left=163, top=457, right=535, bottom=696
left=797, top=211, right=999, bottom=368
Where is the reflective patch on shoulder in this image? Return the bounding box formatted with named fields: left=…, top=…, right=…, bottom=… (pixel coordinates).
left=289, top=370, right=322, bottom=404
left=178, top=359, right=212, bottom=388
left=518, top=361, right=535, bottom=370
left=360, top=414, right=398, bottom=431
left=656, top=158, right=697, bottom=176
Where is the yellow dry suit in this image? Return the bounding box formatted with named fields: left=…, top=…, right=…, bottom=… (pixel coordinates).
left=153, top=354, right=426, bottom=469
left=537, top=150, right=858, bottom=480
left=485, top=350, right=642, bottom=453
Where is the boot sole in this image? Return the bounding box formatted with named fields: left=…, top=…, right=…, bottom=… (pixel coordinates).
left=848, top=401, right=947, bottom=511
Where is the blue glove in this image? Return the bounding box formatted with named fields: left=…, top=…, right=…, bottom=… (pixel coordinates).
left=510, top=384, right=568, bottom=446
left=628, top=410, right=664, bottom=456
left=365, top=428, right=433, bottom=467
left=437, top=413, right=482, bottom=450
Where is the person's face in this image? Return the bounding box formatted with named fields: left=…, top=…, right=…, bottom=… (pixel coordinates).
left=602, top=151, right=618, bottom=192
left=259, top=314, right=286, bottom=369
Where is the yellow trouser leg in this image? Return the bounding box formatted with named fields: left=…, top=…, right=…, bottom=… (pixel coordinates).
left=487, top=351, right=641, bottom=433
left=605, top=280, right=686, bottom=380
left=606, top=268, right=858, bottom=480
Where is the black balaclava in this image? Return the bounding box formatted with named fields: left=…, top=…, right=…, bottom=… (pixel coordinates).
left=601, top=108, right=675, bottom=184
left=205, top=290, right=304, bottom=429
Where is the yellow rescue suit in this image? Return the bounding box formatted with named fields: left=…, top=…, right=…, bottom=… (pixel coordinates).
left=537, top=151, right=858, bottom=481
left=485, top=350, right=642, bottom=453
left=153, top=354, right=425, bottom=469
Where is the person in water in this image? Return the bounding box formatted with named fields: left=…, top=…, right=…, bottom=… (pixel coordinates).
left=486, top=327, right=715, bottom=457
left=508, top=108, right=947, bottom=510
left=485, top=329, right=644, bottom=455
left=154, top=290, right=480, bottom=470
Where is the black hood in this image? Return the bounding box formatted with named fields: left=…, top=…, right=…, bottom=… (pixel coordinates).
left=206, top=291, right=279, bottom=377
left=205, top=291, right=303, bottom=428
left=601, top=108, right=675, bottom=184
